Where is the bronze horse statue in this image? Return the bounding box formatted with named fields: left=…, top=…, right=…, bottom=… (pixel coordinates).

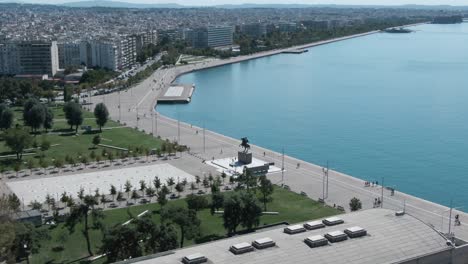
left=240, top=137, right=250, bottom=152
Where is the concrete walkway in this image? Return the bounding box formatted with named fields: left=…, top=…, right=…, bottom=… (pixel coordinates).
left=87, top=32, right=468, bottom=242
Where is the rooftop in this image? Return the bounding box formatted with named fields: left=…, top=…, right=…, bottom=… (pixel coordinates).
left=128, top=209, right=451, bottom=264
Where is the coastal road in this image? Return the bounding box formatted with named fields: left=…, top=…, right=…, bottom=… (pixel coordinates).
left=91, top=31, right=468, bottom=242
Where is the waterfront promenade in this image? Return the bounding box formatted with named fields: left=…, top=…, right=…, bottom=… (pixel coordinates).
left=93, top=30, right=467, bottom=242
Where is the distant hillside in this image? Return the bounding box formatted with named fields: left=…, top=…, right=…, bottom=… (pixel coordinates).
left=63, top=0, right=184, bottom=8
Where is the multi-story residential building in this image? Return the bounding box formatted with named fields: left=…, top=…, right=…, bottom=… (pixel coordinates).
left=239, top=23, right=267, bottom=38
left=135, top=30, right=158, bottom=52
left=302, top=20, right=329, bottom=31
left=57, top=42, right=81, bottom=69
left=158, top=29, right=183, bottom=42
left=90, top=40, right=119, bottom=71
left=186, top=26, right=233, bottom=49
left=0, top=41, right=59, bottom=76
left=79, top=40, right=92, bottom=67
left=278, top=22, right=298, bottom=33
left=119, top=35, right=137, bottom=69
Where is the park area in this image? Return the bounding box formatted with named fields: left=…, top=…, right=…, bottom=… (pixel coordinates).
left=0, top=105, right=165, bottom=171
left=31, top=186, right=340, bottom=264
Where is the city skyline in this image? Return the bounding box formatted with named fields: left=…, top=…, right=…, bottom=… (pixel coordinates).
left=3, top=0, right=468, bottom=6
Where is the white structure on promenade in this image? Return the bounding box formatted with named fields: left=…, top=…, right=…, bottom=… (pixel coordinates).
left=6, top=163, right=195, bottom=205
left=206, top=157, right=281, bottom=176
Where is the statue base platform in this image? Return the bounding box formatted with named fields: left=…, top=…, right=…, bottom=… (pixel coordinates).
left=238, top=151, right=252, bottom=164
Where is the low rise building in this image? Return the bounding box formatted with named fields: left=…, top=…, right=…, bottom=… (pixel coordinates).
left=123, top=209, right=468, bottom=264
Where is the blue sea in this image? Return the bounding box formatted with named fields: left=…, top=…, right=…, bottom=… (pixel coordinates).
left=158, top=23, right=468, bottom=209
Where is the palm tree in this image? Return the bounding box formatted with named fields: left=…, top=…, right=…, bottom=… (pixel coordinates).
left=166, top=177, right=175, bottom=193
left=65, top=195, right=102, bottom=256
left=153, top=176, right=161, bottom=192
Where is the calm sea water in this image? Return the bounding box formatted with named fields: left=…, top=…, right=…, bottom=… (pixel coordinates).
left=158, top=23, right=468, bottom=208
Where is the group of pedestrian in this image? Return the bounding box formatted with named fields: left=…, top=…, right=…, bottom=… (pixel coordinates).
left=364, top=181, right=379, bottom=187
left=373, top=197, right=382, bottom=208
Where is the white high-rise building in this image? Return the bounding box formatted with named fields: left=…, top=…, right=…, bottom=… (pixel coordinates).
left=58, top=42, right=81, bottom=69
left=90, top=40, right=119, bottom=71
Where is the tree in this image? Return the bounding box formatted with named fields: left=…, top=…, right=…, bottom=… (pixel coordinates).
left=202, top=177, right=210, bottom=191
left=53, top=159, right=64, bottom=171
left=146, top=187, right=156, bottom=199
left=4, top=127, right=33, bottom=160
left=157, top=190, right=168, bottom=209
left=27, top=104, right=46, bottom=133
left=153, top=176, right=161, bottom=192
left=77, top=187, right=85, bottom=201
left=40, top=138, right=50, bottom=152
left=29, top=200, right=42, bottom=210
left=258, top=176, right=274, bottom=211
left=186, top=194, right=208, bottom=212
left=43, top=107, right=54, bottom=132
left=210, top=192, right=224, bottom=215
left=22, top=98, right=40, bottom=129
left=166, top=177, right=175, bottom=193
left=113, top=191, right=122, bottom=202
left=222, top=192, right=243, bottom=235
left=92, top=135, right=101, bottom=148
left=349, top=197, right=362, bottom=211
left=237, top=168, right=257, bottom=192
left=63, top=85, right=73, bottom=102
left=131, top=189, right=140, bottom=204
left=190, top=182, right=197, bottom=193
left=239, top=191, right=262, bottom=231
left=63, top=101, right=83, bottom=133
left=65, top=195, right=103, bottom=256
left=220, top=172, right=227, bottom=184
left=135, top=215, right=175, bottom=254
left=110, top=185, right=117, bottom=201
left=139, top=180, right=147, bottom=193
left=175, top=182, right=184, bottom=197
left=10, top=222, right=49, bottom=263
left=161, top=205, right=200, bottom=248
left=13, top=162, right=21, bottom=178
left=8, top=194, right=21, bottom=211
left=223, top=191, right=262, bottom=235
left=0, top=104, right=13, bottom=130
left=26, top=159, right=35, bottom=176
left=195, top=175, right=201, bottom=188
left=101, top=224, right=142, bottom=262
left=124, top=180, right=132, bottom=193
left=39, top=158, right=48, bottom=174
left=94, top=103, right=109, bottom=132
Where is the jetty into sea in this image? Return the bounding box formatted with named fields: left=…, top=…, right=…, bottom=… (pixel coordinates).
left=157, top=83, right=195, bottom=104
left=282, top=49, right=309, bottom=54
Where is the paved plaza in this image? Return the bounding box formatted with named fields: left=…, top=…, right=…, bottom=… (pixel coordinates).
left=6, top=163, right=194, bottom=204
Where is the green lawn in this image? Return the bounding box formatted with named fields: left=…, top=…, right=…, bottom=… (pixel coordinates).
left=31, top=187, right=340, bottom=264
left=0, top=106, right=162, bottom=170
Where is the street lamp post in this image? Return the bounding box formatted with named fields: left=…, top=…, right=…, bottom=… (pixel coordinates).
left=281, top=148, right=285, bottom=183
left=381, top=177, right=385, bottom=208
left=203, top=123, right=206, bottom=153
left=118, top=91, right=121, bottom=122
left=136, top=107, right=139, bottom=128
left=322, top=161, right=329, bottom=201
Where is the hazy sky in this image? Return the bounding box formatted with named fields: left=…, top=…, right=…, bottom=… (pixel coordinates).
left=14, top=0, right=468, bottom=6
